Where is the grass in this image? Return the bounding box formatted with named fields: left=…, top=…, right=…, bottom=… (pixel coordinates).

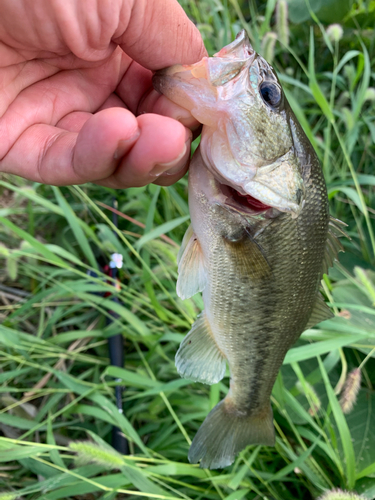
left=1, top=0, right=375, bottom=499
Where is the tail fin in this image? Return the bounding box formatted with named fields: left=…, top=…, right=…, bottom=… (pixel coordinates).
left=188, top=398, right=275, bottom=469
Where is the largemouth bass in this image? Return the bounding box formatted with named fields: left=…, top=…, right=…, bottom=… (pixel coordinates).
left=153, top=31, right=346, bottom=469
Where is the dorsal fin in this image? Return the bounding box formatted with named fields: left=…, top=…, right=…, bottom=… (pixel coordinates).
left=305, top=293, right=334, bottom=330
left=176, top=226, right=207, bottom=300
left=322, top=216, right=349, bottom=275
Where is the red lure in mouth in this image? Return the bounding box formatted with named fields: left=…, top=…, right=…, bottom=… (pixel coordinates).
left=228, top=187, right=271, bottom=212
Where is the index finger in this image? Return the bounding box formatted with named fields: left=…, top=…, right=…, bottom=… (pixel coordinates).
left=114, top=0, right=207, bottom=70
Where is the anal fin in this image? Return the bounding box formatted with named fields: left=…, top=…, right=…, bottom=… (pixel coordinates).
left=175, top=312, right=226, bottom=385
left=176, top=225, right=206, bottom=300
left=305, top=293, right=334, bottom=330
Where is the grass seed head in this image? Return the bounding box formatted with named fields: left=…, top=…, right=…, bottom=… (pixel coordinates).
left=296, top=381, right=321, bottom=416
left=0, top=243, right=9, bottom=256
left=318, top=488, right=365, bottom=499
left=261, top=32, right=277, bottom=64
left=364, top=88, right=375, bottom=102
left=326, top=24, right=344, bottom=43
left=276, top=0, right=289, bottom=46
left=69, top=441, right=124, bottom=469
left=339, top=368, right=361, bottom=414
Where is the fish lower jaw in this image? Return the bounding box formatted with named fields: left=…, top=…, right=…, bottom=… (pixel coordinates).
left=242, top=181, right=304, bottom=217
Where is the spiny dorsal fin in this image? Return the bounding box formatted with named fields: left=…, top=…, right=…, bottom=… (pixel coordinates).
left=176, top=226, right=206, bottom=300
left=175, top=311, right=226, bottom=385
left=305, top=293, right=334, bottom=330
left=322, top=216, right=349, bottom=275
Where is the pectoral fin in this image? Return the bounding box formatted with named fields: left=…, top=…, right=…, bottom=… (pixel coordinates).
left=305, top=293, right=333, bottom=329
left=177, top=224, right=194, bottom=266
left=176, top=225, right=207, bottom=300
left=175, top=312, right=226, bottom=385
left=224, top=232, right=272, bottom=281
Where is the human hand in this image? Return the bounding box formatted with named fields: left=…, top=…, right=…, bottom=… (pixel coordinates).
left=0, top=0, right=206, bottom=188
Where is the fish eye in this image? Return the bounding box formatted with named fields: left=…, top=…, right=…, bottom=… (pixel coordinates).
left=259, top=82, right=282, bottom=109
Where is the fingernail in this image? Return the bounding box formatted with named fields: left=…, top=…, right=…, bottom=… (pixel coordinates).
left=114, top=128, right=140, bottom=160
left=150, top=134, right=192, bottom=178
left=175, top=113, right=201, bottom=131
left=149, top=145, right=187, bottom=177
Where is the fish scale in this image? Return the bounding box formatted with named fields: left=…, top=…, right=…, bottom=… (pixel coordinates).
left=153, top=30, right=345, bottom=469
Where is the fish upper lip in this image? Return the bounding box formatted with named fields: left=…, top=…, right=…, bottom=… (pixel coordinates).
left=154, top=31, right=257, bottom=88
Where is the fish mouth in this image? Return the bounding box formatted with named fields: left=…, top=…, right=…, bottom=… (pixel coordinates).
left=152, top=30, right=255, bottom=122
left=228, top=187, right=272, bottom=212
left=154, top=30, right=254, bottom=87
left=212, top=150, right=305, bottom=218
left=220, top=184, right=275, bottom=216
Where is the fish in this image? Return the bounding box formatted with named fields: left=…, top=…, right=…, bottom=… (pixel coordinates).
left=153, top=30, right=346, bottom=469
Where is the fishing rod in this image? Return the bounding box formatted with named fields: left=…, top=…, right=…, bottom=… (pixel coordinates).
left=106, top=199, right=129, bottom=454
left=88, top=200, right=129, bottom=453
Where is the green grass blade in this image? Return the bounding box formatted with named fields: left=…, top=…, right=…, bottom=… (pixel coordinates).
left=284, top=334, right=365, bottom=364
left=318, top=356, right=356, bottom=489
left=135, top=215, right=190, bottom=250
left=0, top=216, right=65, bottom=266
left=53, top=187, right=98, bottom=269
left=308, top=29, right=334, bottom=123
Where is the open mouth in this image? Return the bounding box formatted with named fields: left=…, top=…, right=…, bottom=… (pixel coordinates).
left=224, top=186, right=272, bottom=213
left=228, top=187, right=271, bottom=212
